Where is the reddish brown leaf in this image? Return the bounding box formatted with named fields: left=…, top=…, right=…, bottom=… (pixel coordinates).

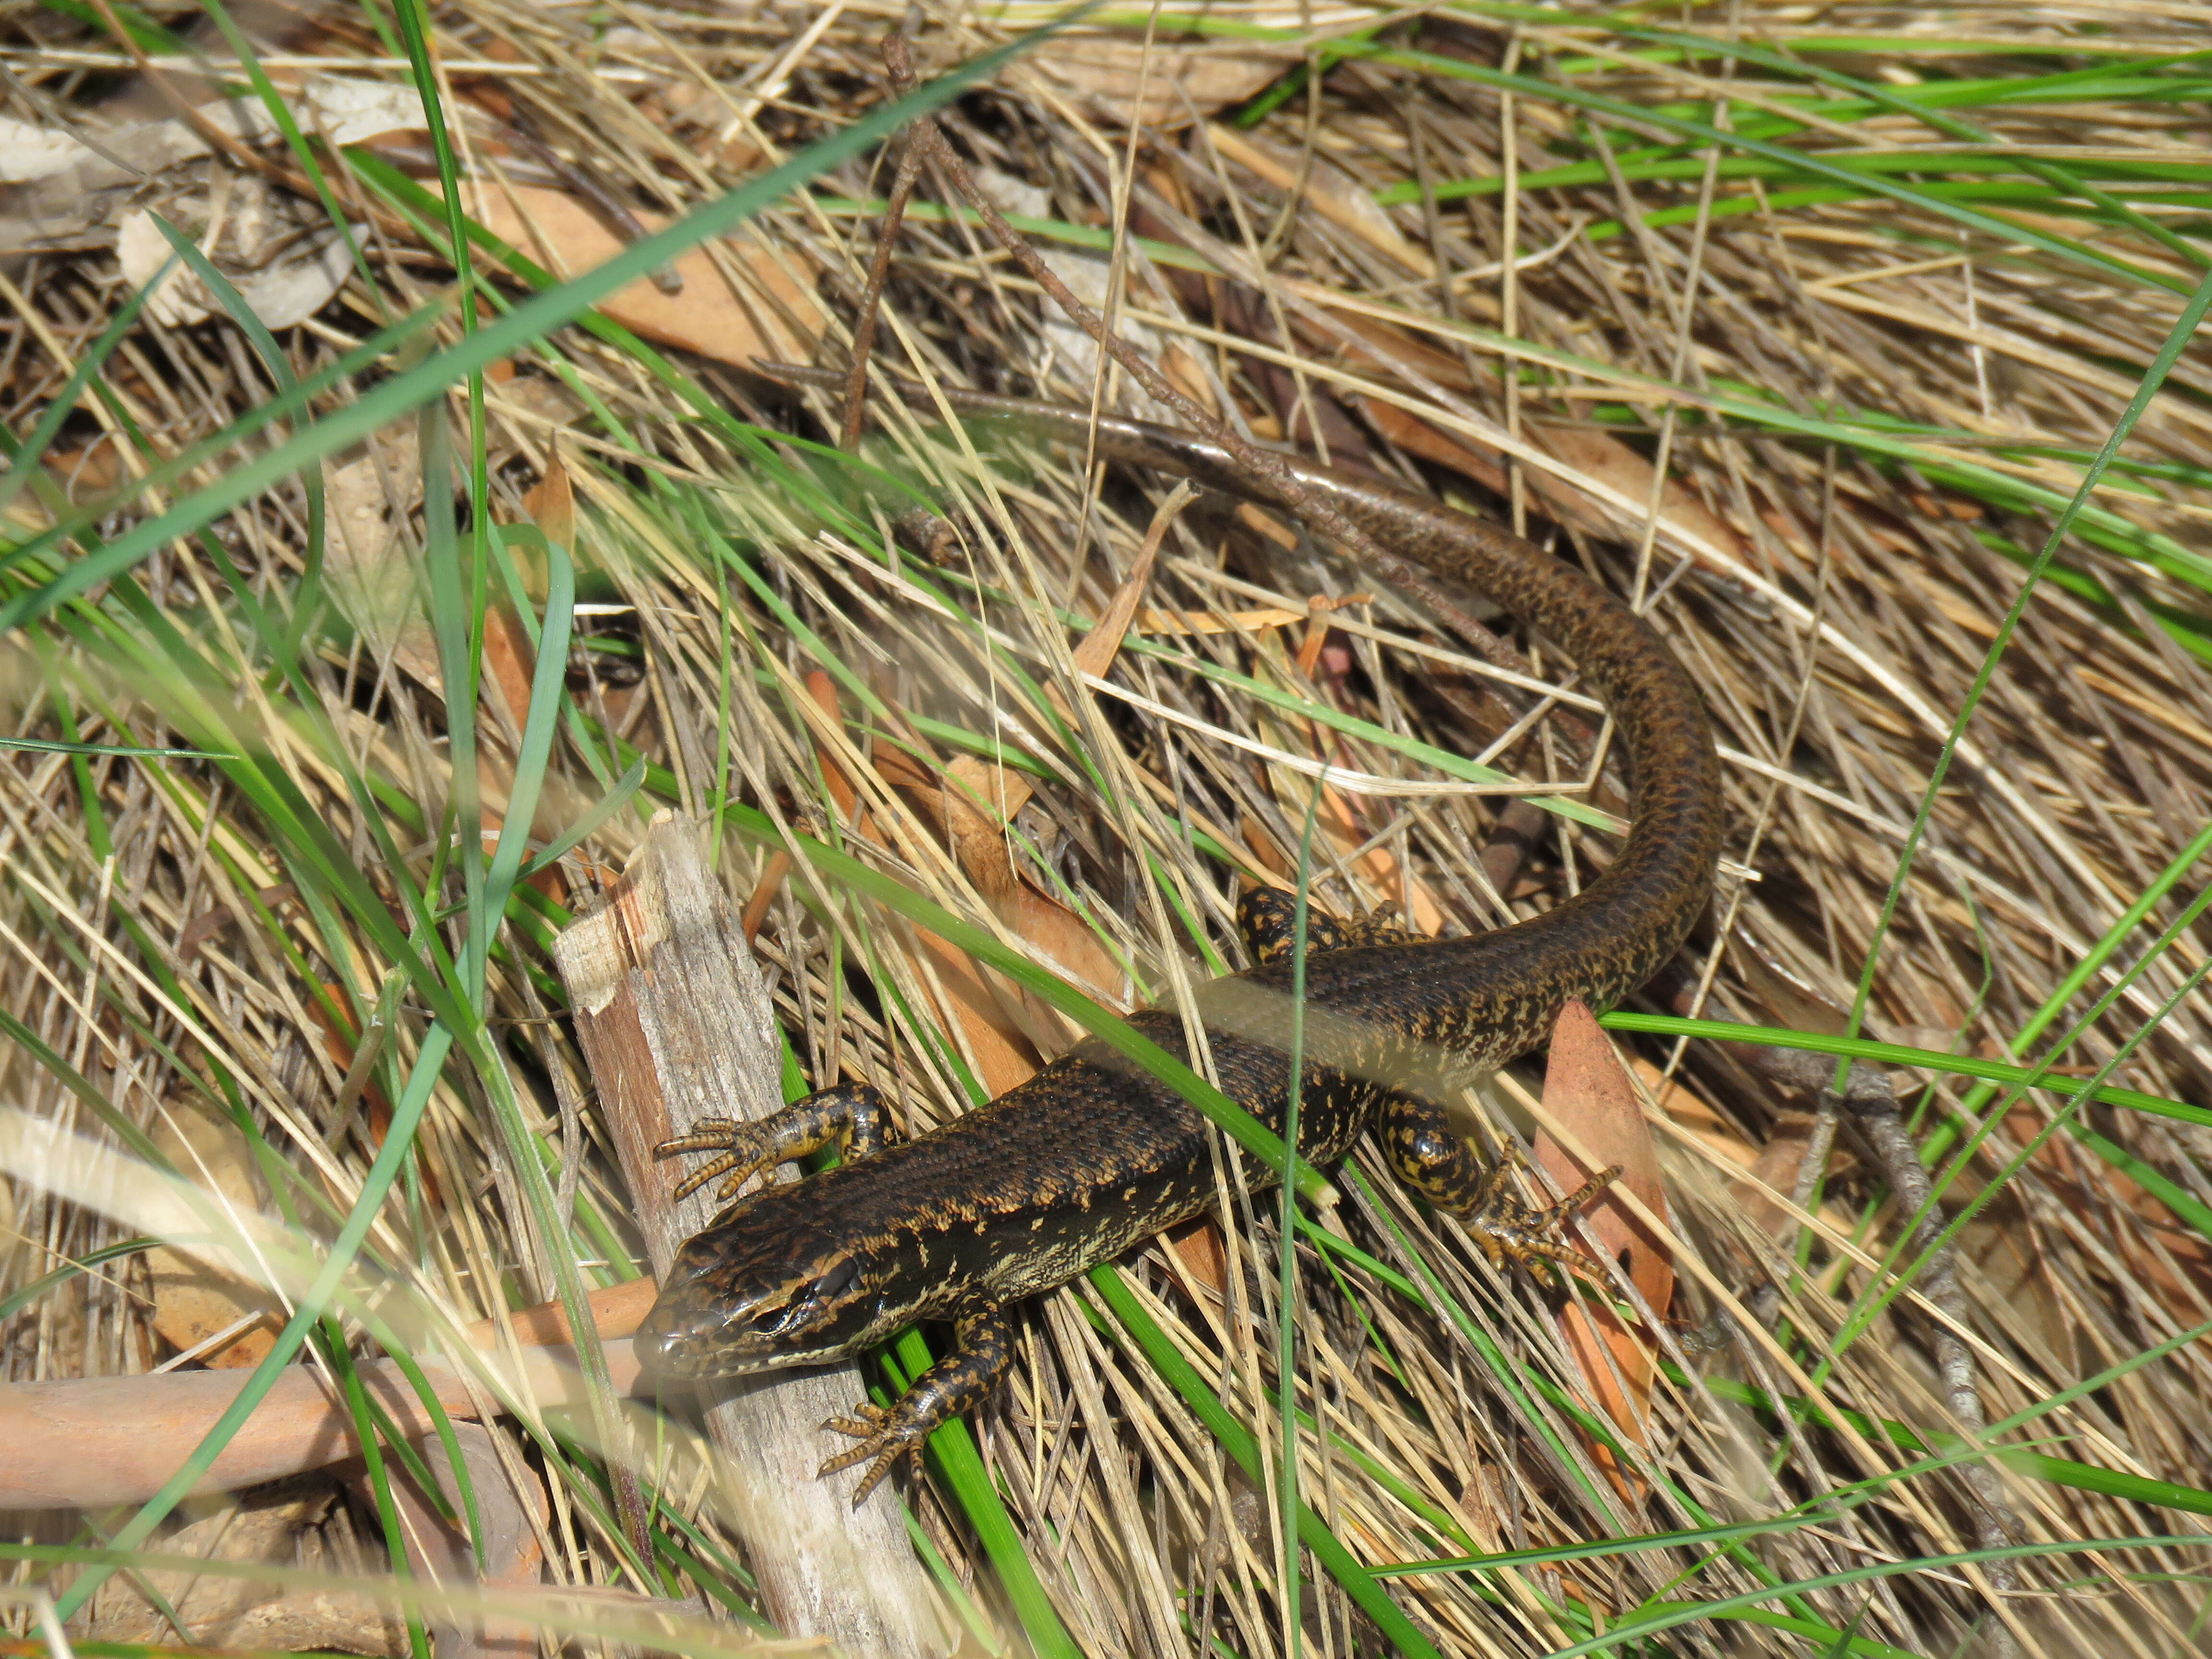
left=520, top=452, right=576, bottom=581
left=473, top=186, right=820, bottom=369
left=1534, top=1000, right=1671, bottom=1465
left=143, top=1101, right=281, bottom=1370
left=1166, top=1216, right=1228, bottom=1298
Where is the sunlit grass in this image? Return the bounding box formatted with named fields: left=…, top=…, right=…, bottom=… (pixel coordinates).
left=5, top=0, right=2212, bottom=1654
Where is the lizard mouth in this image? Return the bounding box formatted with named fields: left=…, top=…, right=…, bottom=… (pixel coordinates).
left=632, top=1290, right=774, bottom=1380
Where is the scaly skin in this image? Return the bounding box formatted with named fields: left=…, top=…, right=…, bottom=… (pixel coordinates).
left=633, top=383, right=1726, bottom=1501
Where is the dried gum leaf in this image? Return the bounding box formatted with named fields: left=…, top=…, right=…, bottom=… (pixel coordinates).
left=144, top=1101, right=281, bottom=1370
left=473, top=185, right=821, bottom=368
left=1027, top=38, right=1298, bottom=130
left=1535, top=1001, right=1671, bottom=1460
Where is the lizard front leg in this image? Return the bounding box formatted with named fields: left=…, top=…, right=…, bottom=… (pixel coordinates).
left=655, top=1082, right=890, bottom=1204
left=818, top=1298, right=1013, bottom=1503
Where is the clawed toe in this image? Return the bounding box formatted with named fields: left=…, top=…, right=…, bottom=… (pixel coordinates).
left=817, top=1402, right=923, bottom=1503
left=1464, top=1159, right=1622, bottom=1286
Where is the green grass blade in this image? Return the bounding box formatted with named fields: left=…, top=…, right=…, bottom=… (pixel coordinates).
left=517, top=758, right=649, bottom=881
left=0, top=23, right=1066, bottom=637
left=0, top=1236, right=159, bottom=1324
left=1086, top=13, right=2194, bottom=293
left=1088, top=1265, right=1444, bottom=1659
left=1599, top=1014, right=2212, bottom=1132
left=1833, top=255, right=2212, bottom=1082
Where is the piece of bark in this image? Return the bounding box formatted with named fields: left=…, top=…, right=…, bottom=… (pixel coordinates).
left=552, top=812, right=947, bottom=1659
left=345, top=1420, right=547, bottom=1659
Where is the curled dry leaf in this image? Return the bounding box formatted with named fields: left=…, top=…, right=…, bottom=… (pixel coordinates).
left=924, top=521, right=1163, bottom=1015
left=144, top=1099, right=281, bottom=1370
left=0, top=114, right=96, bottom=184
left=116, top=189, right=357, bottom=331
left=3, top=77, right=404, bottom=263
left=1534, top=1000, right=1671, bottom=1468
left=743, top=674, right=1046, bottom=1094
left=321, top=435, right=610, bottom=866
left=0, top=101, right=264, bottom=257
left=477, top=600, right=540, bottom=755
left=297, top=72, right=429, bottom=147
left=321, top=423, right=439, bottom=685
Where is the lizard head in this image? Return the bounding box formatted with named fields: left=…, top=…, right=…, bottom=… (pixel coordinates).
left=632, top=1188, right=902, bottom=1380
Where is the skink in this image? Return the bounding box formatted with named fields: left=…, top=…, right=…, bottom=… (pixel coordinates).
left=633, top=377, right=1725, bottom=1500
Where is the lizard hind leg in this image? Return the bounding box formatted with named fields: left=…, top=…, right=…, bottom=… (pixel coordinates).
left=1339, top=900, right=1419, bottom=948
left=1237, top=890, right=1422, bottom=965
left=1378, top=1095, right=1617, bottom=1284
left=1237, top=888, right=1360, bottom=963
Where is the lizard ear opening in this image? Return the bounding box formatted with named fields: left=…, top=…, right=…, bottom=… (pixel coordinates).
left=806, top=1256, right=860, bottom=1308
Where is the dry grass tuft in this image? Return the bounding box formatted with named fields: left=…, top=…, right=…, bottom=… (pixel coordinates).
left=5, top=1, right=2212, bottom=1656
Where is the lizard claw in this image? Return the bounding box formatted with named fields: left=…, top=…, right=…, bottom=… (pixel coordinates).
left=1463, top=1155, right=1623, bottom=1287
left=818, top=1401, right=925, bottom=1503
left=655, top=1117, right=779, bottom=1202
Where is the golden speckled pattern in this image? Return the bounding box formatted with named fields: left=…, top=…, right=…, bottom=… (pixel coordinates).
left=632, top=390, right=1725, bottom=1501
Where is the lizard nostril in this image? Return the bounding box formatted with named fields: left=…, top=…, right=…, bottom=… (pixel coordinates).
left=632, top=1320, right=686, bottom=1375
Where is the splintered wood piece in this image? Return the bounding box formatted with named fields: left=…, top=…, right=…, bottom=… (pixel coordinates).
left=553, top=813, right=948, bottom=1659
left=0, top=1280, right=658, bottom=1511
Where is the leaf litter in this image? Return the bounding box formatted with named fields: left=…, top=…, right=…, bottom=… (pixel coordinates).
left=3, top=0, right=2212, bottom=1656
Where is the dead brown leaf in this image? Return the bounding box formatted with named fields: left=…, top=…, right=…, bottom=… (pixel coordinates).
left=1534, top=1001, right=1671, bottom=1465
left=512, top=449, right=577, bottom=601
left=144, top=1100, right=281, bottom=1370
left=1026, top=39, right=1298, bottom=130
left=321, top=423, right=439, bottom=685
left=1207, top=125, right=1432, bottom=278
left=1165, top=1214, right=1228, bottom=1298
left=1310, top=779, right=1446, bottom=937
left=473, top=185, right=821, bottom=368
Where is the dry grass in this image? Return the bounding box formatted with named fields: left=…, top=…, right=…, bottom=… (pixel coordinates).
left=5, top=1, right=2212, bottom=1656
